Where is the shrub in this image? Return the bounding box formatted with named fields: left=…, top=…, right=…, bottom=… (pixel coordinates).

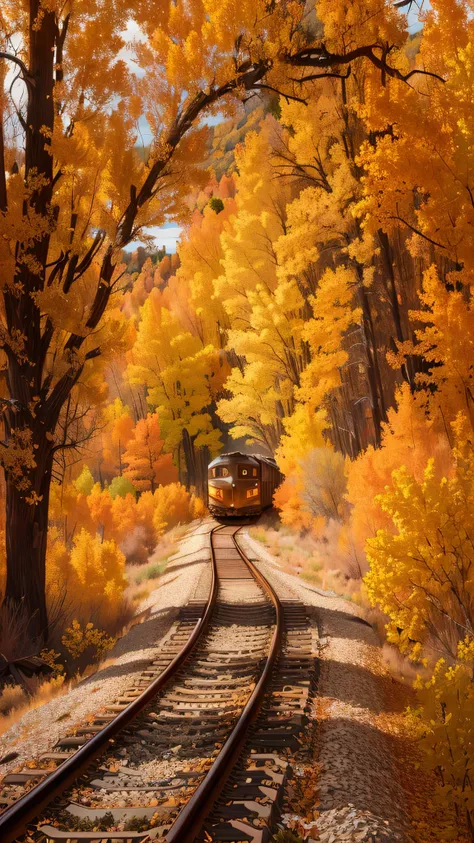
left=62, top=620, right=116, bottom=662
left=411, top=638, right=474, bottom=837
left=135, top=561, right=166, bottom=585
left=300, top=448, right=347, bottom=520
left=0, top=684, right=27, bottom=716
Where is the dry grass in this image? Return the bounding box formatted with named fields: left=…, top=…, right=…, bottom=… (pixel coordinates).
left=0, top=602, right=42, bottom=662
left=248, top=519, right=367, bottom=601
left=0, top=684, right=27, bottom=716
left=380, top=642, right=426, bottom=687
left=124, top=521, right=188, bottom=601
left=0, top=675, right=67, bottom=737
left=249, top=520, right=433, bottom=692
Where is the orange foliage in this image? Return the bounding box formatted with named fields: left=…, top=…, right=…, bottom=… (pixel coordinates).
left=346, top=386, right=453, bottom=546
left=153, top=482, right=206, bottom=536
left=123, top=413, right=178, bottom=493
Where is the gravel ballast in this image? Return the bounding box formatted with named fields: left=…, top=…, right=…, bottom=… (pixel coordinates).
left=241, top=529, right=458, bottom=843
left=0, top=520, right=212, bottom=776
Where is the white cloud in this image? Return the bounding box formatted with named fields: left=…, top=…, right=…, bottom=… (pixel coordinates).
left=124, top=225, right=182, bottom=254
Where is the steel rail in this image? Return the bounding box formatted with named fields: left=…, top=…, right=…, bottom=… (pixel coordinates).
left=0, top=525, right=221, bottom=843
left=165, top=524, right=283, bottom=843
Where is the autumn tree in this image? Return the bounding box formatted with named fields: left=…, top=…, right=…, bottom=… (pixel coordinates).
left=100, top=398, right=135, bottom=479
left=0, top=0, right=445, bottom=644
left=127, top=289, right=224, bottom=493
left=122, top=413, right=177, bottom=493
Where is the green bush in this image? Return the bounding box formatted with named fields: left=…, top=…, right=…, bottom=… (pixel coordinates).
left=135, top=561, right=166, bottom=585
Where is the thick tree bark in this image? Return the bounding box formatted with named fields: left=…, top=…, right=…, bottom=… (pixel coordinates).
left=4, top=442, right=53, bottom=642
left=2, top=4, right=57, bottom=640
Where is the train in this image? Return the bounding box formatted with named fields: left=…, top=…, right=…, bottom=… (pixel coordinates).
left=207, top=451, right=283, bottom=517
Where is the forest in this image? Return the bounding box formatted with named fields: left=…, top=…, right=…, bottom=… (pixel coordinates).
left=0, top=0, right=474, bottom=839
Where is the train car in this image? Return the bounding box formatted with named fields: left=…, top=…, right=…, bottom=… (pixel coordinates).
left=207, top=451, right=283, bottom=517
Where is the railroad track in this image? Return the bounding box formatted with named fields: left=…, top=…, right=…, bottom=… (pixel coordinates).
left=0, top=522, right=317, bottom=843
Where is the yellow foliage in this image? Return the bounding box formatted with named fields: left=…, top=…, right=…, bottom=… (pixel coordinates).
left=364, top=415, right=474, bottom=662
left=68, top=530, right=127, bottom=623
left=87, top=483, right=115, bottom=539
left=62, top=620, right=116, bottom=662
left=297, top=267, right=362, bottom=409
left=46, top=527, right=74, bottom=604
left=152, top=482, right=205, bottom=537
left=127, top=291, right=223, bottom=461
left=389, top=266, right=474, bottom=433
left=410, top=637, right=474, bottom=838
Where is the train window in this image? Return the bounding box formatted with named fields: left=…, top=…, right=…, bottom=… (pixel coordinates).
left=209, top=466, right=230, bottom=478
left=209, top=487, right=224, bottom=500
left=238, top=465, right=257, bottom=478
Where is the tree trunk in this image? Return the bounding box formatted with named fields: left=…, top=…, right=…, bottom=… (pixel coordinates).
left=182, top=428, right=197, bottom=490
left=4, top=444, right=53, bottom=643
left=195, top=446, right=210, bottom=500
left=378, top=229, right=415, bottom=388
left=356, top=268, right=387, bottom=446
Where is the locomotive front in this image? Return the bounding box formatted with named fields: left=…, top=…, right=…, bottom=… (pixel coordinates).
left=207, top=453, right=261, bottom=516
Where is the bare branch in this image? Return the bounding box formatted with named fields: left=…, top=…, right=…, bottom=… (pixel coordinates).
left=389, top=215, right=448, bottom=249
left=0, top=52, right=35, bottom=91
left=286, top=44, right=446, bottom=86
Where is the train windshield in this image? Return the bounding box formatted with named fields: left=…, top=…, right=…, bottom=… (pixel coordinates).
left=209, top=466, right=231, bottom=478
left=238, top=465, right=258, bottom=478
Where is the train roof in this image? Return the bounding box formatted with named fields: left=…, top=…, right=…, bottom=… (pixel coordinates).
left=208, top=451, right=279, bottom=470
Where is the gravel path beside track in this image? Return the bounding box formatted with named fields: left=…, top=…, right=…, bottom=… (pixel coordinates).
left=0, top=520, right=211, bottom=776
left=241, top=529, right=457, bottom=843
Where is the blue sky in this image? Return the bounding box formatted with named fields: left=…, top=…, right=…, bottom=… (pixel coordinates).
left=407, top=0, right=431, bottom=30
left=129, top=1, right=431, bottom=254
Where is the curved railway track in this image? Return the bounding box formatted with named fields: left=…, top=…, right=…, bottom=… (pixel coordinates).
left=0, top=522, right=317, bottom=843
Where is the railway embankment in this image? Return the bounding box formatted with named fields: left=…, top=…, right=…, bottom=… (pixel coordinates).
left=241, top=529, right=459, bottom=843
left=0, top=519, right=212, bottom=777
left=0, top=517, right=459, bottom=842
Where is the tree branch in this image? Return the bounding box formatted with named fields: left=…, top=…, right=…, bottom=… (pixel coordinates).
left=252, top=83, right=307, bottom=105
left=0, top=52, right=35, bottom=90
left=290, top=68, right=352, bottom=84
left=388, top=215, right=448, bottom=249
left=286, top=44, right=446, bottom=86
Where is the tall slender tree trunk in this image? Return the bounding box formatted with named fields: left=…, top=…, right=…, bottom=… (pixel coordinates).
left=356, top=269, right=387, bottom=446
left=195, top=446, right=210, bottom=500
left=182, top=428, right=197, bottom=490
left=378, top=229, right=415, bottom=387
